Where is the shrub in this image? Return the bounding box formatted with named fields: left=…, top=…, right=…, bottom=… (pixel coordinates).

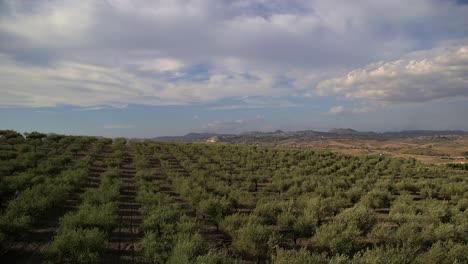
left=80, top=184, right=120, bottom=206
left=253, top=200, right=282, bottom=225
left=392, top=222, right=425, bottom=246
left=167, top=233, right=206, bottom=263
left=141, top=231, right=173, bottom=263
left=418, top=200, right=451, bottom=224
left=420, top=186, right=437, bottom=199
left=352, top=244, right=420, bottom=264
left=0, top=212, right=31, bottom=236
left=142, top=206, right=179, bottom=234
left=431, top=223, right=460, bottom=242
left=59, top=202, right=117, bottom=234
left=198, top=196, right=234, bottom=221
left=313, top=224, right=361, bottom=255
left=389, top=194, right=416, bottom=224
left=359, top=189, right=392, bottom=209
left=219, top=213, right=260, bottom=237
left=456, top=198, right=468, bottom=212
left=232, top=223, right=277, bottom=262
left=194, top=250, right=240, bottom=264
left=395, top=180, right=419, bottom=193
left=292, top=215, right=317, bottom=241
left=176, top=215, right=199, bottom=234
left=46, top=228, right=106, bottom=264
left=367, top=223, right=394, bottom=245
left=419, top=240, right=468, bottom=264
left=312, top=206, right=376, bottom=255
left=272, top=248, right=329, bottom=264
left=335, top=206, right=377, bottom=234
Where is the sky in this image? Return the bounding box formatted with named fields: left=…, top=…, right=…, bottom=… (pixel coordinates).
left=0, top=0, right=467, bottom=138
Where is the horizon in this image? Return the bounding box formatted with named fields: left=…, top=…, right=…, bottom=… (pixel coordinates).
left=1, top=0, right=468, bottom=137
left=4, top=127, right=468, bottom=140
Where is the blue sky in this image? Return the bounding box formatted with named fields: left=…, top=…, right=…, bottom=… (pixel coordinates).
left=0, top=0, right=467, bottom=137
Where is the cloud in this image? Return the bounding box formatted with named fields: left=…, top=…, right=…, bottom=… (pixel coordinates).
left=317, top=45, right=468, bottom=108
left=0, top=53, right=292, bottom=107
left=0, top=0, right=467, bottom=108
left=322, top=105, right=372, bottom=116
left=323, top=105, right=345, bottom=116
left=197, top=115, right=272, bottom=134
left=199, top=119, right=249, bottom=134
left=209, top=97, right=303, bottom=110
left=136, top=58, right=185, bottom=72
left=0, top=57, right=171, bottom=107
left=0, top=0, right=94, bottom=46
left=72, top=106, right=107, bottom=111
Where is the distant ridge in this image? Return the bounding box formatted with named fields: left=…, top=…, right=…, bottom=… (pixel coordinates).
left=153, top=132, right=227, bottom=142
left=153, top=129, right=468, bottom=143
left=329, top=128, right=362, bottom=134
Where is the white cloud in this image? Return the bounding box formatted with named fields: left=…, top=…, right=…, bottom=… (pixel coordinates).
left=321, top=105, right=373, bottom=116
left=0, top=54, right=288, bottom=107
left=324, top=105, right=345, bottom=116
left=136, top=58, right=185, bottom=72
left=197, top=115, right=273, bottom=134
left=0, top=0, right=94, bottom=46
left=0, top=56, right=172, bottom=107
left=0, top=0, right=467, bottom=109
left=317, top=45, right=468, bottom=107
left=107, top=0, right=207, bottom=19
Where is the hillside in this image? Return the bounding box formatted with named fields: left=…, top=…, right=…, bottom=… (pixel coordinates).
left=154, top=129, right=468, bottom=143
left=153, top=129, right=468, bottom=164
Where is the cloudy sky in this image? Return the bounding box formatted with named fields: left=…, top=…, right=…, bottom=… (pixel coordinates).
left=0, top=0, right=467, bottom=137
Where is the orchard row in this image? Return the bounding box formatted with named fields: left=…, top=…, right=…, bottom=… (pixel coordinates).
left=0, top=131, right=467, bottom=263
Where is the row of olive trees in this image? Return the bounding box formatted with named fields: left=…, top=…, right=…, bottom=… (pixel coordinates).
left=46, top=140, right=122, bottom=263
left=0, top=139, right=109, bottom=254
left=144, top=141, right=468, bottom=262
left=131, top=141, right=239, bottom=263
left=0, top=138, right=103, bottom=207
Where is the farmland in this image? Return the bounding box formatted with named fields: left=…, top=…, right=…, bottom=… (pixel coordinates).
left=1, top=130, right=468, bottom=263
left=154, top=130, right=468, bottom=165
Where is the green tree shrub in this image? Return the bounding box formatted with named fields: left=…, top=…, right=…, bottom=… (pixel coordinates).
left=232, top=223, right=277, bottom=262
left=47, top=228, right=106, bottom=264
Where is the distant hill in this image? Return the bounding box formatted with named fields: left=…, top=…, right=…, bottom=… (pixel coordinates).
left=152, top=129, right=468, bottom=144
left=328, top=128, right=358, bottom=134
left=154, top=133, right=228, bottom=142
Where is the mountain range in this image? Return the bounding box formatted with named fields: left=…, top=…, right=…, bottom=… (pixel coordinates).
left=153, top=129, right=468, bottom=144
